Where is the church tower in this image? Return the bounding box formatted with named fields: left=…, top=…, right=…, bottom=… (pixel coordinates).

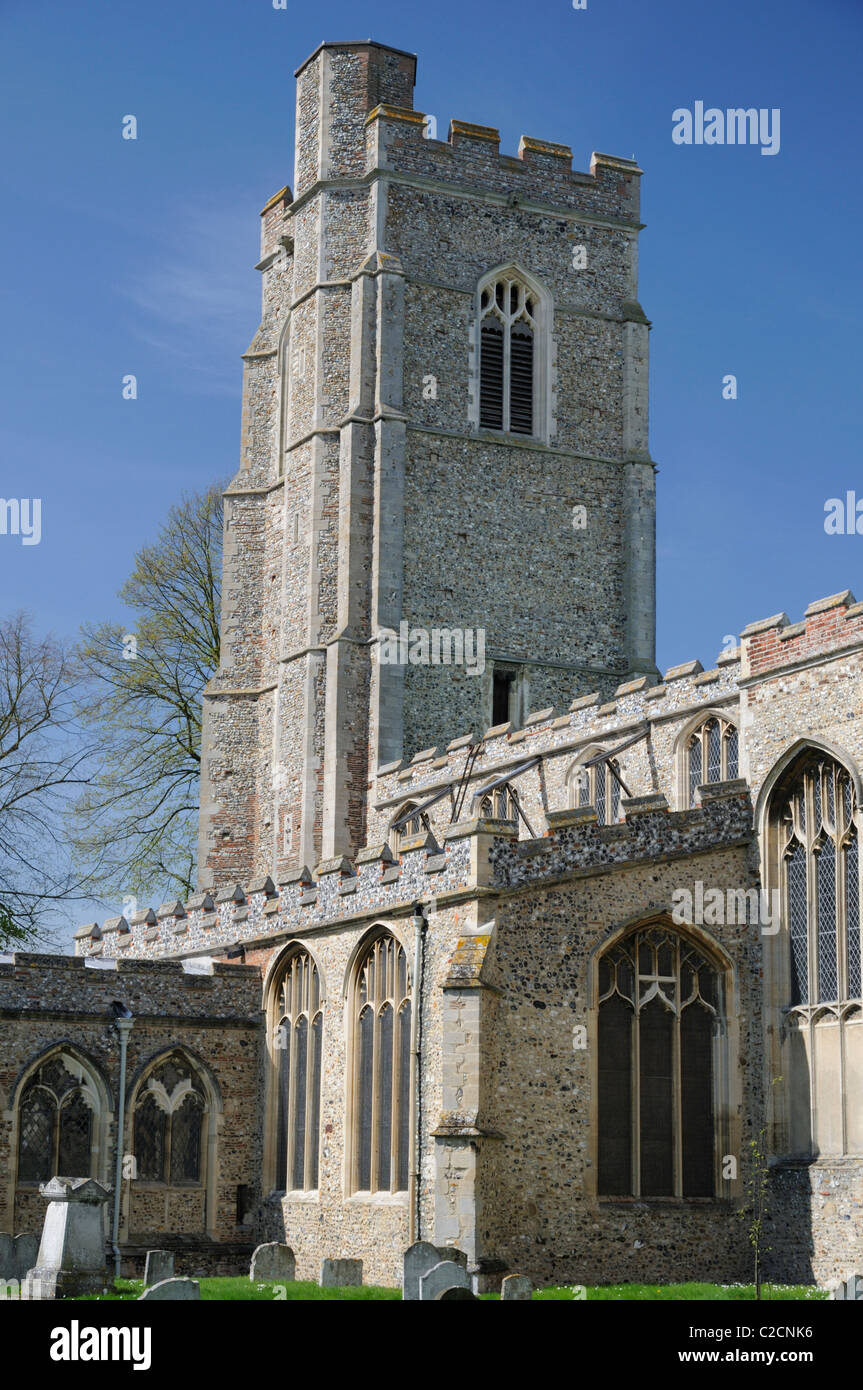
left=198, top=39, right=656, bottom=888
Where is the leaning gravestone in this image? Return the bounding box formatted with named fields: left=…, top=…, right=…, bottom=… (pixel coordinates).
left=320, top=1258, right=362, bottom=1287
left=138, top=1277, right=200, bottom=1301
left=22, top=1177, right=111, bottom=1299
left=144, top=1250, right=174, bottom=1286
left=250, top=1242, right=295, bottom=1282
left=501, top=1274, right=533, bottom=1301
left=419, top=1259, right=473, bottom=1301
left=830, top=1273, right=863, bottom=1300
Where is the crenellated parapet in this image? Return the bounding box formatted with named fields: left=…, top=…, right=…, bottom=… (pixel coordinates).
left=75, top=781, right=753, bottom=963
left=740, top=589, right=863, bottom=681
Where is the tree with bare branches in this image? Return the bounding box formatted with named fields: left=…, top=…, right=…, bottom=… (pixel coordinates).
left=0, top=613, right=90, bottom=947
left=69, top=483, right=223, bottom=905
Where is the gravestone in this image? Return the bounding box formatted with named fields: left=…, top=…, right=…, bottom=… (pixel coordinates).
left=0, top=1234, right=12, bottom=1278
left=419, top=1259, right=473, bottom=1301
left=13, top=1234, right=39, bottom=1281
left=138, top=1277, right=200, bottom=1301
left=830, top=1273, right=863, bottom=1300
left=250, top=1242, right=295, bottom=1282
left=320, top=1258, right=362, bottom=1287
left=501, top=1274, right=533, bottom=1301
left=144, top=1250, right=174, bottom=1286
left=402, top=1242, right=468, bottom=1301
left=438, top=1286, right=478, bottom=1300
left=22, top=1177, right=111, bottom=1299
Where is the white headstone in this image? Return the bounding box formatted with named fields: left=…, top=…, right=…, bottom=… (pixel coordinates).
left=419, top=1259, right=473, bottom=1301
left=138, top=1277, right=200, bottom=1301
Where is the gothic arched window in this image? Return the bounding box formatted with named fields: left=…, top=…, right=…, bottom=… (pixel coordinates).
left=389, top=802, right=424, bottom=855
left=16, top=1053, right=100, bottom=1184
left=686, top=715, right=738, bottom=806
left=476, top=783, right=520, bottom=827
left=776, top=755, right=861, bottom=1007
left=352, top=934, right=411, bottom=1194
left=273, top=951, right=323, bottom=1191
left=132, top=1052, right=208, bottom=1184
left=479, top=273, right=538, bottom=436
left=597, top=925, right=721, bottom=1198
left=569, top=751, right=622, bottom=825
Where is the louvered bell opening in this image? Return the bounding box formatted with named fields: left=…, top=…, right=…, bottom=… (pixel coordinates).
left=509, top=322, right=534, bottom=434
left=480, top=320, right=504, bottom=430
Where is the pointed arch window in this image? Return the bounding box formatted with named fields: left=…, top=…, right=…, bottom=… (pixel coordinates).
left=132, top=1052, right=208, bottom=1185
left=776, top=755, right=861, bottom=1006
left=686, top=716, right=738, bottom=807
left=389, top=802, right=424, bottom=855
left=479, top=273, right=538, bottom=436
left=476, top=783, right=520, bottom=828
left=352, top=934, right=411, bottom=1194
left=569, top=752, right=622, bottom=825
left=597, top=925, right=721, bottom=1198
left=16, top=1054, right=100, bottom=1184
left=273, top=951, right=323, bottom=1191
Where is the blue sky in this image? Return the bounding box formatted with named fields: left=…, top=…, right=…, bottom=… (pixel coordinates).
left=0, top=0, right=861, bottom=661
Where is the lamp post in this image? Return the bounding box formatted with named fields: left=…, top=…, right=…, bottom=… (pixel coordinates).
left=109, top=1002, right=134, bottom=1284
left=408, top=903, right=427, bottom=1245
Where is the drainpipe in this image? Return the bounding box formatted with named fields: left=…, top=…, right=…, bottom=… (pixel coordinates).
left=110, top=1008, right=134, bottom=1282
left=408, top=904, right=427, bottom=1245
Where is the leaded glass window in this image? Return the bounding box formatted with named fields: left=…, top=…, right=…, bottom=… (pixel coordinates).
left=597, top=926, right=719, bottom=1198
left=132, top=1052, right=206, bottom=1185
left=687, top=716, right=738, bottom=806
left=16, top=1054, right=97, bottom=1184
left=273, top=951, right=323, bottom=1192
left=571, top=754, right=622, bottom=825
left=477, top=783, right=520, bottom=827
left=353, top=934, right=411, bottom=1194
left=479, top=275, right=536, bottom=435
left=389, top=802, right=424, bottom=855
left=778, top=755, right=861, bottom=1005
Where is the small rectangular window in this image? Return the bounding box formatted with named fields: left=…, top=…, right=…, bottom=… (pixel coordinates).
left=492, top=672, right=513, bottom=726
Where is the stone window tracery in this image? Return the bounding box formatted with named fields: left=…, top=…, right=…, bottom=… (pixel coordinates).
left=477, top=270, right=546, bottom=438
left=132, top=1052, right=207, bottom=1185
left=16, top=1053, right=100, bottom=1184
left=273, top=950, right=323, bottom=1191
left=686, top=715, right=738, bottom=806
left=597, top=925, right=721, bottom=1198
left=569, top=751, right=622, bottom=825
left=351, top=934, right=411, bottom=1194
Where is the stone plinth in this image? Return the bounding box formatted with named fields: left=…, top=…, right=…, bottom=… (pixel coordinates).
left=22, top=1177, right=111, bottom=1299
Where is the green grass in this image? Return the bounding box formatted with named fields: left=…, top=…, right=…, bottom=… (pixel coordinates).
left=79, top=1278, right=400, bottom=1301
left=73, top=1278, right=824, bottom=1302
left=524, top=1283, right=828, bottom=1301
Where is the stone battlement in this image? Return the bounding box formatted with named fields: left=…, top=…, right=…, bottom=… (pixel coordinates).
left=740, top=589, right=863, bottom=680
left=0, top=950, right=262, bottom=1014
left=74, top=786, right=752, bottom=962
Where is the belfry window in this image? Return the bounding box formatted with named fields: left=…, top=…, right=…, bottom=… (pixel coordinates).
left=686, top=716, right=738, bottom=807
left=597, top=925, right=720, bottom=1198
left=479, top=275, right=537, bottom=435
